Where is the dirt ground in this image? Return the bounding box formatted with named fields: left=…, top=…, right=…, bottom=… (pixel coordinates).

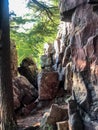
left=17, top=106, right=49, bottom=129
left=0, top=90, right=69, bottom=130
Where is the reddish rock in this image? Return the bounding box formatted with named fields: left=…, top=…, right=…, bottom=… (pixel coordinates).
left=47, top=104, right=68, bottom=125
left=21, top=101, right=37, bottom=116
left=21, top=99, right=51, bottom=116
left=56, top=121, right=69, bottom=130
left=41, top=104, right=68, bottom=126
left=84, top=35, right=98, bottom=65
left=70, top=4, right=98, bottom=109
left=70, top=13, right=97, bottom=71
left=13, top=76, right=38, bottom=110
left=38, top=71, right=59, bottom=100
left=58, top=0, right=98, bottom=128
left=84, top=35, right=98, bottom=83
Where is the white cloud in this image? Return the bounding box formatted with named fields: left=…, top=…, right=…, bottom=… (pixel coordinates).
left=9, top=0, right=29, bottom=16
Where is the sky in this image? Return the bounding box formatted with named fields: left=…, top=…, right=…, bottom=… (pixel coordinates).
left=9, top=0, right=50, bottom=16
left=9, top=0, right=33, bottom=32
left=9, top=0, right=29, bottom=16
left=9, top=0, right=50, bottom=32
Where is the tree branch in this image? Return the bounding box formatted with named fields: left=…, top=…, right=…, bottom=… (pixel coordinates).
left=29, top=0, right=54, bottom=20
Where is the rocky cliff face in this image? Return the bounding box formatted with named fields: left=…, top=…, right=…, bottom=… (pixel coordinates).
left=59, top=0, right=98, bottom=129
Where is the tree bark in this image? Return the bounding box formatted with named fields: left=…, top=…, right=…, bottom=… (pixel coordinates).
left=0, top=0, right=17, bottom=130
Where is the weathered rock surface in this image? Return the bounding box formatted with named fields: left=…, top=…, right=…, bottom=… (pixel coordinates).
left=46, top=104, right=68, bottom=125
left=56, top=121, right=69, bottom=130
left=70, top=3, right=98, bottom=119
left=41, top=104, right=68, bottom=127
left=58, top=0, right=98, bottom=129
left=59, top=0, right=87, bottom=21
left=68, top=100, right=84, bottom=130
left=38, top=71, right=59, bottom=100
left=13, top=76, right=38, bottom=112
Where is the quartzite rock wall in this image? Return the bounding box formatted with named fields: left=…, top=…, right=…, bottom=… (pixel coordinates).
left=59, top=0, right=98, bottom=129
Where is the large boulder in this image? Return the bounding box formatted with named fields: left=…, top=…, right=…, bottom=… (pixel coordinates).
left=46, top=104, right=68, bottom=125
left=38, top=71, right=59, bottom=100
left=13, top=76, right=38, bottom=111
left=41, top=104, right=68, bottom=127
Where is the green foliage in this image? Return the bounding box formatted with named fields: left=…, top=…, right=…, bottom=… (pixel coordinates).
left=10, top=0, right=60, bottom=68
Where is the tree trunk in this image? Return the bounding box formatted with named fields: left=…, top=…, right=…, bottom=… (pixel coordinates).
left=0, top=0, right=17, bottom=130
